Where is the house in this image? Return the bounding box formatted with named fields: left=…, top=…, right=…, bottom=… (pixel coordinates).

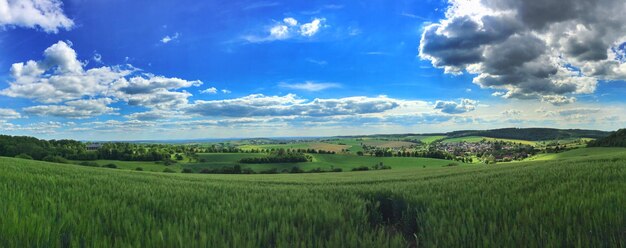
left=86, top=143, right=102, bottom=151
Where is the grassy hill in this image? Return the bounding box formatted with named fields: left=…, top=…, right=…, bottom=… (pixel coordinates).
left=1, top=148, right=624, bottom=247
left=527, top=147, right=626, bottom=161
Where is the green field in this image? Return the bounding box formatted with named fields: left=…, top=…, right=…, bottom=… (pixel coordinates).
left=239, top=142, right=350, bottom=153
left=78, top=159, right=183, bottom=172
left=527, top=147, right=626, bottom=161
left=405, top=135, right=447, bottom=144
left=68, top=153, right=460, bottom=173
left=186, top=153, right=457, bottom=172
left=1, top=147, right=624, bottom=247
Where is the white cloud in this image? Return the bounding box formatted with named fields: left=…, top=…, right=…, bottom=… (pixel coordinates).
left=501, top=109, right=522, bottom=117
left=299, top=18, right=324, bottom=37
left=246, top=17, right=326, bottom=42
left=186, top=94, right=401, bottom=118
left=23, top=98, right=117, bottom=119
left=201, top=87, right=218, bottom=94
left=541, top=95, right=576, bottom=106
left=269, top=25, right=290, bottom=39
left=419, top=0, right=626, bottom=105
left=161, top=32, right=179, bottom=43
left=279, top=81, right=340, bottom=92
left=93, top=53, right=102, bottom=63
left=221, top=89, right=231, bottom=94
left=1, top=40, right=202, bottom=113
left=125, top=110, right=183, bottom=121
left=0, top=108, right=21, bottom=119
left=434, top=99, right=478, bottom=114
left=0, top=0, right=74, bottom=33
left=2, top=41, right=132, bottom=103
left=558, top=108, right=601, bottom=117
left=283, top=17, right=298, bottom=26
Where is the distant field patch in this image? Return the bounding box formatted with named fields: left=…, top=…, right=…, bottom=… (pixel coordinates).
left=361, top=140, right=417, bottom=148
left=239, top=142, right=349, bottom=153
left=406, top=135, right=447, bottom=144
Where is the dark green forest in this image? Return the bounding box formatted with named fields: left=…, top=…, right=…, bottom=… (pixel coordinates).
left=588, top=129, right=626, bottom=147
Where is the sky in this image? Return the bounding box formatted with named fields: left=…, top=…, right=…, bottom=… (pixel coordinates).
left=0, top=0, right=625, bottom=140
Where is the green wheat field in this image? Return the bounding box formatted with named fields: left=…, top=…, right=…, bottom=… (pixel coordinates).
left=1, top=147, right=624, bottom=247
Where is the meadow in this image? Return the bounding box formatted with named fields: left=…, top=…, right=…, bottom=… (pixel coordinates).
left=0, top=147, right=624, bottom=247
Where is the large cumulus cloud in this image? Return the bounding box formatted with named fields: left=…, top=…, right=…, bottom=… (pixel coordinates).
left=419, top=0, right=626, bottom=104
left=1, top=41, right=202, bottom=118
left=0, top=0, right=74, bottom=33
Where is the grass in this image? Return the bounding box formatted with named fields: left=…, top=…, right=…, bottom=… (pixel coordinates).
left=0, top=147, right=624, bottom=247
left=80, top=159, right=183, bottom=172
left=527, top=147, right=626, bottom=161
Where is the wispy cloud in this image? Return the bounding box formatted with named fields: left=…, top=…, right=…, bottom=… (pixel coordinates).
left=161, top=32, right=179, bottom=43
left=306, top=58, right=328, bottom=66
left=364, top=51, right=389, bottom=56
left=400, top=12, right=429, bottom=20
left=301, top=4, right=344, bottom=15
left=243, top=1, right=280, bottom=11
left=279, top=81, right=341, bottom=92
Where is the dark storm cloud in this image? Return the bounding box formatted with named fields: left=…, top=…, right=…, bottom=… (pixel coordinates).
left=419, top=0, right=626, bottom=104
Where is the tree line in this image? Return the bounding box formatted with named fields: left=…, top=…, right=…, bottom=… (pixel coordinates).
left=239, top=149, right=313, bottom=163
left=587, top=129, right=626, bottom=147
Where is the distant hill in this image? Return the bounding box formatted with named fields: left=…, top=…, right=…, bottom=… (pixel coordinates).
left=587, top=129, right=626, bottom=147
left=336, top=128, right=610, bottom=141
left=444, top=128, right=610, bottom=141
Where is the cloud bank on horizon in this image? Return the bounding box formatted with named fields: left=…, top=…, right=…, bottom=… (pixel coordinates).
left=0, top=0, right=624, bottom=140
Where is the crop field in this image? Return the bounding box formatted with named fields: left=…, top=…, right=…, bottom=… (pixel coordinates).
left=0, top=147, right=624, bottom=247
left=323, top=138, right=365, bottom=153
left=404, top=135, right=447, bottom=144
left=238, top=142, right=350, bottom=153
left=360, top=140, right=417, bottom=148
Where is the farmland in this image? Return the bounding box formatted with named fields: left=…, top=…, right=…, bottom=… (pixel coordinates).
left=1, top=147, right=624, bottom=247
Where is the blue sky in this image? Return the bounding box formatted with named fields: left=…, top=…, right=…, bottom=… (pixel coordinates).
left=0, top=0, right=625, bottom=140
